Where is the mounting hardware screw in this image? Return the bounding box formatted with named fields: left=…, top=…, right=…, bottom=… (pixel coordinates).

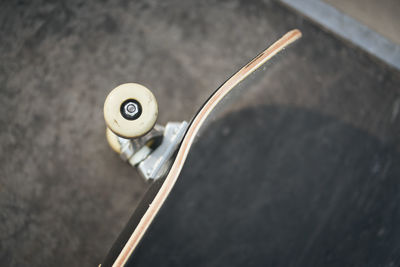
left=121, top=100, right=142, bottom=120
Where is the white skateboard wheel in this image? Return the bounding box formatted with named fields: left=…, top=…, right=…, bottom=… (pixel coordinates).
left=106, top=127, right=121, bottom=153
left=104, top=83, right=158, bottom=138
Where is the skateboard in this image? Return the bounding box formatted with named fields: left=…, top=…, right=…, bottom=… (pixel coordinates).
left=101, top=29, right=302, bottom=267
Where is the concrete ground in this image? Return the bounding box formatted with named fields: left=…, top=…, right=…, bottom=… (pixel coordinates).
left=325, top=0, right=400, bottom=45
left=0, top=0, right=399, bottom=266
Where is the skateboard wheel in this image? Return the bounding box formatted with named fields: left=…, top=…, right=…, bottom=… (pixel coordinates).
left=106, top=127, right=121, bottom=153
left=104, top=83, right=158, bottom=138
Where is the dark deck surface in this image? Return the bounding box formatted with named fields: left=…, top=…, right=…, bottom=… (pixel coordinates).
left=131, top=106, right=400, bottom=266
left=1, top=0, right=399, bottom=266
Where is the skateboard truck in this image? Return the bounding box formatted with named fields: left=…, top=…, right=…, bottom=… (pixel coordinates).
left=136, top=121, right=188, bottom=180
left=104, top=83, right=188, bottom=181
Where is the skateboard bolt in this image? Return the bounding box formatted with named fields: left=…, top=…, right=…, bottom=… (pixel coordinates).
left=120, top=99, right=142, bottom=120
left=127, top=104, right=136, bottom=113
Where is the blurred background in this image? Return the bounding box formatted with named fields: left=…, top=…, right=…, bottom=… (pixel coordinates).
left=0, top=0, right=399, bottom=266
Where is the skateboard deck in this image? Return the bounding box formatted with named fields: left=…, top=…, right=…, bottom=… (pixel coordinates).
left=101, top=29, right=302, bottom=267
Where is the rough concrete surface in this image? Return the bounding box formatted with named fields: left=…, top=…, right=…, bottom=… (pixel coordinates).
left=325, top=0, right=400, bottom=45
left=0, top=0, right=399, bottom=266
